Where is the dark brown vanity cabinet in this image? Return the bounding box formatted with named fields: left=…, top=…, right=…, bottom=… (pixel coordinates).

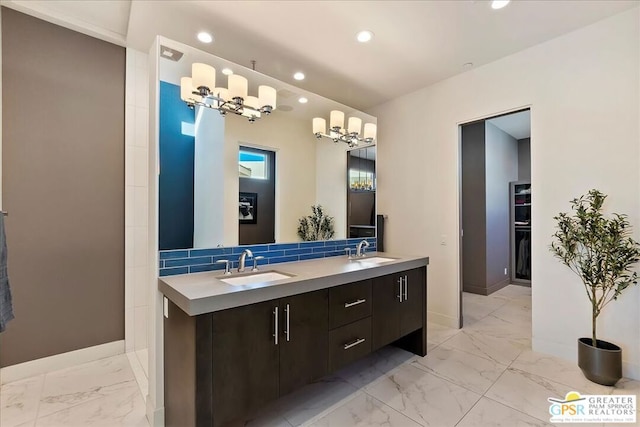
left=211, top=290, right=328, bottom=423
left=372, top=268, right=425, bottom=351
left=278, top=290, right=329, bottom=396
left=210, top=300, right=280, bottom=426
left=164, top=266, right=427, bottom=427
left=164, top=290, right=328, bottom=427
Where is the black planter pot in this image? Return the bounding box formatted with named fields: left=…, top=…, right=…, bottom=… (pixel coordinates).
left=577, top=338, right=622, bottom=386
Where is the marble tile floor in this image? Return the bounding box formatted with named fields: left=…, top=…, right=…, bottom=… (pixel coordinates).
left=2, top=285, right=638, bottom=426
left=1, top=354, right=148, bottom=427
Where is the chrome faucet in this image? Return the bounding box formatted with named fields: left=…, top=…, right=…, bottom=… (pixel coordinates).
left=238, top=249, right=253, bottom=272
left=356, top=240, right=370, bottom=257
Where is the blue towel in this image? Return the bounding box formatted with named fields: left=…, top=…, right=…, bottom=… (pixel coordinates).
left=0, top=215, right=14, bottom=332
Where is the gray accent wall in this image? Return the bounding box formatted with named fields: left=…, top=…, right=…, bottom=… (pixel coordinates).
left=485, top=122, right=519, bottom=291
left=461, top=121, right=518, bottom=295
left=1, top=8, right=125, bottom=366
left=518, top=138, right=531, bottom=180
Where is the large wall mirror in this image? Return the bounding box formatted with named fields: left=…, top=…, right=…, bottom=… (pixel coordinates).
left=157, top=38, right=377, bottom=250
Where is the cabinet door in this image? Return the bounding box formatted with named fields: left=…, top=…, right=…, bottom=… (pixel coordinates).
left=372, top=273, right=401, bottom=350
left=211, top=300, right=280, bottom=427
left=279, top=290, right=329, bottom=396
left=400, top=268, right=425, bottom=336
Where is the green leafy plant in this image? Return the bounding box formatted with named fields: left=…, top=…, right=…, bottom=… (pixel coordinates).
left=297, top=205, right=335, bottom=241
left=550, top=189, right=640, bottom=347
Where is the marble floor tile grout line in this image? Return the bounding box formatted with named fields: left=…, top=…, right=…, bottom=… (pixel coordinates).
left=452, top=391, right=485, bottom=427
left=33, top=372, right=47, bottom=424
left=297, top=390, right=364, bottom=426
left=482, top=394, right=551, bottom=425
left=363, top=388, right=432, bottom=427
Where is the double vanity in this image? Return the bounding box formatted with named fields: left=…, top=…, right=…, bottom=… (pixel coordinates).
left=159, top=251, right=429, bottom=427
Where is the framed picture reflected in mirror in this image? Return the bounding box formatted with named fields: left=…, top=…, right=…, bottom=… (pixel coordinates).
left=239, top=192, right=257, bottom=224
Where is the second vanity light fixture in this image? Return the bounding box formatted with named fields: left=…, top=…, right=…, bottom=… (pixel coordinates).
left=312, top=111, right=377, bottom=147
left=180, top=63, right=277, bottom=122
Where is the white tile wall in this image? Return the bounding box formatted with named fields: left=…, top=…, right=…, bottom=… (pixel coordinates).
left=125, top=48, right=150, bottom=354
left=134, top=306, right=148, bottom=350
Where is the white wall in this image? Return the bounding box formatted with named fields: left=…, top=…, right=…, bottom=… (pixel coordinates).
left=124, top=48, right=150, bottom=359
left=315, top=141, right=348, bottom=239
left=370, top=8, right=640, bottom=378
left=193, top=107, right=226, bottom=248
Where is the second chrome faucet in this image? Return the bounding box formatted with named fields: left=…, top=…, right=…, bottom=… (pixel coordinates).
left=356, top=240, right=370, bottom=257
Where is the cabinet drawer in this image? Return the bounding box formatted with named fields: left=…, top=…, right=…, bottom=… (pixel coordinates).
left=329, top=280, right=372, bottom=329
left=328, top=317, right=372, bottom=371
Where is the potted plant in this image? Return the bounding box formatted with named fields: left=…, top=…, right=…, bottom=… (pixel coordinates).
left=297, top=205, right=335, bottom=241
left=550, top=189, right=640, bottom=386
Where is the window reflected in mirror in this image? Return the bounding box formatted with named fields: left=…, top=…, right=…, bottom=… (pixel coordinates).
left=239, top=149, right=268, bottom=179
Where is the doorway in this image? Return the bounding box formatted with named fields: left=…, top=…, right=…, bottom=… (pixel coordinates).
left=238, top=146, right=276, bottom=245
left=459, top=109, right=531, bottom=327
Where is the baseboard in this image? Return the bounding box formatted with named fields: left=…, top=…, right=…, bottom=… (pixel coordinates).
left=533, top=337, right=639, bottom=381
left=0, top=340, right=124, bottom=385
left=147, top=398, right=164, bottom=427
left=532, top=337, right=575, bottom=364
left=622, top=360, right=640, bottom=381
left=486, top=277, right=511, bottom=295
left=464, top=277, right=510, bottom=296
left=126, top=351, right=149, bottom=403
left=462, top=282, right=487, bottom=295
left=427, top=310, right=459, bottom=329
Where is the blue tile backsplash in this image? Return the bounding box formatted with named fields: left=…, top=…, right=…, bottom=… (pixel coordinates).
left=159, top=237, right=377, bottom=277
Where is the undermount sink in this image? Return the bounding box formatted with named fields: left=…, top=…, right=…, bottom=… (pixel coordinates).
left=220, top=271, right=294, bottom=286
left=353, top=256, right=396, bottom=264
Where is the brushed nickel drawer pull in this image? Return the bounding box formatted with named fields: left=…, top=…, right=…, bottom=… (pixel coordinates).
left=344, top=298, right=366, bottom=308
left=343, top=338, right=366, bottom=350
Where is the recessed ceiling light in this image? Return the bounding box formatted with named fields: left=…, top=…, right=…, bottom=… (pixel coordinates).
left=293, top=72, right=305, bottom=81
left=356, top=30, right=374, bottom=43
left=298, top=97, right=308, bottom=104
left=491, top=0, right=510, bottom=9
left=463, top=62, right=474, bottom=69
left=197, top=31, right=213, bottom=43
left=222, top=68, right=233, bottom=75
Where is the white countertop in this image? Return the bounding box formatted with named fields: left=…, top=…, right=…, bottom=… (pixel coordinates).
left=159, top=252, right=429, bottom=316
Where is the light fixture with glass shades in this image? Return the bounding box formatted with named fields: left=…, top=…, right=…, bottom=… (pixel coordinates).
left=312, top=110, right=376, bottom=147
left=180, top=62, right=277, bottom=122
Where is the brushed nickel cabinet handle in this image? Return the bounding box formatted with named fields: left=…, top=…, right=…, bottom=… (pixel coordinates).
left=344, top=299, right=366, bottom=308
left=273, top=307, right=279, bottom=346
left=404, top=275, right=408, bottom=300
left=284, top=304, right=290, bottom=342
left=344, top=338, right=366, bottom=350
left=397, top=277, right=403, bottom=302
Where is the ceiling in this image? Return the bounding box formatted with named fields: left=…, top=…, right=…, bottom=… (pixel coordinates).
left=487, top=110, right=531, bottom=140
left=2, top=0, right=637, bottom=110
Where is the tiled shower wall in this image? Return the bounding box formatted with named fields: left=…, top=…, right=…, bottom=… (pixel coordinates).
left=159, top=237, right=377, bottom=276
left=125, top=48, right=150, bottom=353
